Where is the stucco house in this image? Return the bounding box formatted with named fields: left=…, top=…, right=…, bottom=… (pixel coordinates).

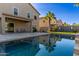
left=0, top=3, right=40, bottom=34
left=37, top=17, right=50, bottom=32
left=55, top=20, right=63, bottom=26
left=37, top=17, right=63, bottom=32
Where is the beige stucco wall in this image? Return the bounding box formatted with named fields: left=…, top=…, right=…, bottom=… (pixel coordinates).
left=0, top=3, right=39, bottom=31
left=6, top=18, right=31, bottom=32
left=37, top=17, right=59, bottom=32
left=14, top=20, right=31, bottom=32
left=0, top=19, right=2, bottom=33
left=38, top=18, right=49, bottom=27
left=37, top=18, right=49, bottom=31
left=0, top=3, right=40, bottom=33
left=0, top=3, right=39, bottom=19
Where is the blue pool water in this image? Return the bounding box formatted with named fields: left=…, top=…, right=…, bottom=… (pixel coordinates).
left=0, top=35, right=75, bottom=56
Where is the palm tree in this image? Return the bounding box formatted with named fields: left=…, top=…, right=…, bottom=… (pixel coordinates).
left=45, top=11, right=56, bottom=31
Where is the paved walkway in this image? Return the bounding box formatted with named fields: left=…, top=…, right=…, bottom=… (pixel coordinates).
left=0, top=32, right=49, bottom=43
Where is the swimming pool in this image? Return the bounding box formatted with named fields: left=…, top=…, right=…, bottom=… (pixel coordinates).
left=0, top=34, right=75, bottom=56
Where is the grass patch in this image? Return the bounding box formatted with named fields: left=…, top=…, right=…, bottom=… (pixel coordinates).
left=50, top=32, right=79, bottom=35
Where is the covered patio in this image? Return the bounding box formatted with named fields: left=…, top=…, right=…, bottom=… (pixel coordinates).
left=0, top=13, right=32, bottom=34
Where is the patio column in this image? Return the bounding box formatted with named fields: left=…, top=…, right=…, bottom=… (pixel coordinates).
left=1, top=15, right=6, bottom=34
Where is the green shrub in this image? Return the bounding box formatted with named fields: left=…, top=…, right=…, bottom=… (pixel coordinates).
left=73, top=30, right=77, bottom=33
left=32, top=27, right=37, bottom=32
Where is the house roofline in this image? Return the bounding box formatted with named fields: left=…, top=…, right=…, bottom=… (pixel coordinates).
left=39, top=17, right=47, bottom=20
left=39, top=17, right=45, bottom=19
left=2, top=13, right=32, bottom=22
left=28, top=3, right=40, bottom=15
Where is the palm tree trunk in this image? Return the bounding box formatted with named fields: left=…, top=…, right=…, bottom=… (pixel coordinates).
left=48, top=17, right=51, bottom=31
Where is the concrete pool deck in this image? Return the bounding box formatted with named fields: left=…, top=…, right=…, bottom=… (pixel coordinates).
left=0, top=32, right=78, bottom=43
left=0, top=32, right=49, bottom=43
left=74, top=35, right=79, bottom=56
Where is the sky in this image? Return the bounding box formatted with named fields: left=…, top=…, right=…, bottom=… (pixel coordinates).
left=32, top=3, right=79, bottom=25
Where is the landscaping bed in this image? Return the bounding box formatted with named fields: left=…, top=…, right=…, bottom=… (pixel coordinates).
left=50, top=32, right=78, bottom=35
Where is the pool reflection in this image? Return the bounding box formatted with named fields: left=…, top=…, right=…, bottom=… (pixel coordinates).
left=0, top=34, right=75, bottom=56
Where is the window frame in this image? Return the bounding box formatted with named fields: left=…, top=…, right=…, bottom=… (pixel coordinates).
left=27, top=13, right=30, bottom=18
left=34, top=15, right=37, bottom=20
left=13, top=7, right=19, bottom=16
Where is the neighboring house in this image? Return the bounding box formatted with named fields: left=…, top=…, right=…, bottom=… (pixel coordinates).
left=37, top=17, right=49, bottom=32
left=0, top=3, right=40, bottom=34
left=56, top=20, right=63, bottom=26
left=37, top=17, right=63, bottom=32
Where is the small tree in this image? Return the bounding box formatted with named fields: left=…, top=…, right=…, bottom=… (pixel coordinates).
left=52, top=25, right=58, bottom=32
left=45, top=11, right=56, bottom=32
left=32, top=27, right=37, bottom=32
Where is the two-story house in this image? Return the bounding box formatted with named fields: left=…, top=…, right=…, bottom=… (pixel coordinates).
left=37, top=17, right=63, bottom=32
left=0, top=3, right=40, bottom=34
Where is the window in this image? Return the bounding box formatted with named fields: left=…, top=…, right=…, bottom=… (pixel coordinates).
left=54, top=21, right=55, bottom=23
left=34, top=15, right=37, bottom=20
left=43, top=20, right=45, bottom=23
left=27, top=13, right=30, bottom=18
left=14, top=8, right=19, bottom=16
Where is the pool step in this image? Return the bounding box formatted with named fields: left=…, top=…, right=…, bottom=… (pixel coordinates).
left=75, top=36, right=79, bottom=40
left=75, top=36, right=79, bottom=55
left=75, top=44, right=79, bottom=49
left=74, top=48, right=79, bottom=55
left=73, top=53, right=78, bottom=56
left=75, top=40, right=79, bottom=44
left=74, top=43, right=79, bottom=55
left=74, top=41, right=79, bottom=55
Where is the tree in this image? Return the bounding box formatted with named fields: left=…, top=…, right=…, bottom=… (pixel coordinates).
left=63, top=22, right=69, bottom=26
left=72, top=23, right=79, bottom=26
left=45, top=11, right=56, bottom=31
left=32, top=27, right=37, bottom=32
left=52, top=25, right=58, bottom=31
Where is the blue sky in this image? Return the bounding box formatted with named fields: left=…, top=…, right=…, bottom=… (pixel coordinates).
left=32, top=3, right=79, bottom=25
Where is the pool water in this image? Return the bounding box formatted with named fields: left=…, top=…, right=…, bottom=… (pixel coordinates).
left=0, top=34, right=75, bottom=56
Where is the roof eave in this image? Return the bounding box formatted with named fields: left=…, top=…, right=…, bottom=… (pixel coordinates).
left=28, top=3, right=40, bottom=15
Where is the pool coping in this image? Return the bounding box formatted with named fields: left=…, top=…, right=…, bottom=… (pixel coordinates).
left=0, top=32, right=50, bottom=43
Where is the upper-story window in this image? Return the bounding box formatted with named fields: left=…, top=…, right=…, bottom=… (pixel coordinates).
left=34, top=15, right=37, bottom=20
left=14, top=8, right=19, bottom=16
left=27, top=13, right=30, bottom=18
